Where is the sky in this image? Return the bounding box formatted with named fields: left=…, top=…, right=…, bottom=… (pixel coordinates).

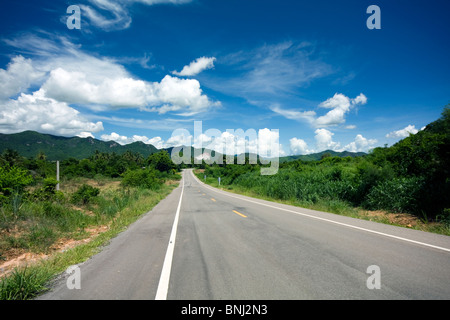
left=0, top=0, right=449, bottom=157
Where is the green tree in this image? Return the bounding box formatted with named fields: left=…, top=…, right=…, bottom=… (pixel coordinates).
left=121, top=168, right=161, bottom=190
left=0, top=166, right=33, bottom=198
left=147, top=151, right=176, bottom=173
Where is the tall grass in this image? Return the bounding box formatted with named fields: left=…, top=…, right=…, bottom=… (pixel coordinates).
left=198, top=161, right=450, bottom=233
left=0, top=265, right=54, bottom=300
left=0, top=178, right=179, bottom=300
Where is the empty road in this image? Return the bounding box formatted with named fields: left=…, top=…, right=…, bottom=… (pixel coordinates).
left=38, top=169, right=450, bottom=300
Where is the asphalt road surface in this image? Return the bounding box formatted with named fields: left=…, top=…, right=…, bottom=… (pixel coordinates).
left=38, top=169, right=450, bottom=300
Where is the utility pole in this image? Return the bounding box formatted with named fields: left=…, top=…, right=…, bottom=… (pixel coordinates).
left=56, top=160, right=60, bottom=191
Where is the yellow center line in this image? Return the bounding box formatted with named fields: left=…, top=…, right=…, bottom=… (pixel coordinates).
left=211, top=198, right=216, bottom=202
left=233, top=210, right=247, bottom=218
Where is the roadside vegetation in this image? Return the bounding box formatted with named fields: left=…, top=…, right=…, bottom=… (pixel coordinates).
left=195, top=105, right=450, bottom=235
left=0, top=149, right=180, bottom=300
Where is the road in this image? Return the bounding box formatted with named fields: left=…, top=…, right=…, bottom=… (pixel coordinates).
left=38, top=169, right=450, bottom=300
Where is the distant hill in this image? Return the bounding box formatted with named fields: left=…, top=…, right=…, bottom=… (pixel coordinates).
left=279, top=150, right=367, bottom=163
left=0, top=131, right=367, bottom=162
left=0, top=131, right=158, bottom=161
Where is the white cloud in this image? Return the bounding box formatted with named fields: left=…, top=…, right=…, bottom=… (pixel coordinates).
left=79, top=0, right=132, bottom=31
left=100, top=132, right=132, bottom=145
left=77, top=132, right=95, bottom=138
left=42, top=67, right=148, bottom=108
left=353, top=93, right=368, bottom=105
left=289, top=137, right=311, bottom=155
left=270, top=93, right=367, bottom=128
left=0, top=89, right=103, bottom=136
left=100, top=127, right=285, bottom=157
left=166, top=132, right=193, bottom=147
left=270, top=104, right=316, bottom=124
left=100, top=132, right=171, bottom=148
left=289, top=130, right=378, bottom=155
left=145, top=75, right=221, bottom=115
left=190, top=128, right=282, bottom=157
left=80, top=0, right=193, bottom=31
left=386, top=125, right=419, bottom=139
left=344, top=134, right=378, bottom=153
left=315, top=93, right=367, bottom=127
left=145, top=136, right=166, bottom=149
left=314, top=128, right=341, bottom=152
left=0, top=56, right=44, bottom=100
left=3, top=35, right=220, bottom=118
left=258, top=128, right=281, bottom=157
left=43, top=68, right=218, bottom=114
left=172, top=57, right=216, bottom=77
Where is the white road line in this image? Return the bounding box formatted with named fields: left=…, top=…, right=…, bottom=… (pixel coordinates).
left=155, top=171, right=185, bottom=300
left=190, top=170, right=450, bottom=253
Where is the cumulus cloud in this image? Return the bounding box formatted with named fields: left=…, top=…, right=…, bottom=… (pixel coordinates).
left=314, top=128, right=341, bottom=152
left=0, top=51, right=218, bottom=139
left=315, top=93, right=367, bottom=127
left=1, top=34, right=219, bottom=138
left=42, top=68, right=148, bottom=108
left=289, top=137, right=311, bottom=155
left=289, top=130, right=377, bottom=155
left=144, top=75, right=221, bottom=115
left=0, top=56, right=44, bottom=100
left=386, top=125, right=419, bottom=139
left=0, top=89, right=103, bottom=136
left=190, top=128, right=283, bottom=157
left=99, top=127, right=285, bottom=158
left=42, top=68, right=219, bottom=115
left=344, top=134, right=377, bottom=153
left=172, top=57, right=216, bottom=77
left=100, top=132, right=131, bottom=145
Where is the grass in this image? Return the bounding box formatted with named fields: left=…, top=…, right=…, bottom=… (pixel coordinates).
left=195, top=169, right=450, bottom=236
left=0, top=175, right=180, bottom=300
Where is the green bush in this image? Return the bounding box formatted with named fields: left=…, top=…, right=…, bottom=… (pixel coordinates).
left=0, top=166, right=33, bottom=198
left=365, top=176, right=424, bottom=213
left=31, top=178, right=64, bottom=202
left=121, top=168, right=162, bottom=190
left=71, top=184, right=100, bottom=205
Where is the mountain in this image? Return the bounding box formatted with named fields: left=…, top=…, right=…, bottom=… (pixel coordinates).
left=0, top=131, right=367, bottom=162
left=279, top=150, right=367, bottom=163
left=0, top=131, right=158, bottom=161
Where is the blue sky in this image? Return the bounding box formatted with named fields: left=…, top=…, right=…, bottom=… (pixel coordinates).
left=0, top=0, right=449, bottom=156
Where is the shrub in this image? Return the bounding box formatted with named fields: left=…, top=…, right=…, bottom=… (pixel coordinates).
left=0, top=166, right=33, bottom=198
left=71, top=184, right=100, bottom=205
left=121, top=168, right=162, bottom=190
left=31, top=178, right=64, bottom=201
left=365, top=176, right=424, bottom=214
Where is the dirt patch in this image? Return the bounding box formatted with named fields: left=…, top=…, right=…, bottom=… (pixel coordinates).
left=0, top=225, right=109, bottom=279
left=59, top=178, right=121, bottom=194
left=363, top=210, right=421, bottom=228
